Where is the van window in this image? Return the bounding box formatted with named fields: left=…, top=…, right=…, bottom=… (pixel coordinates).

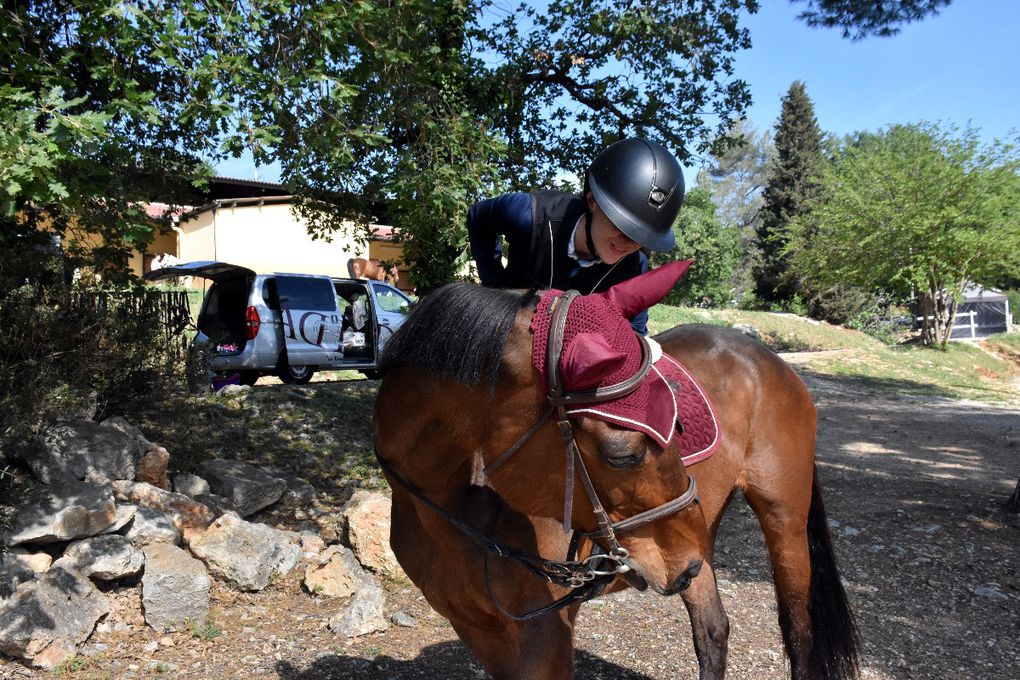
left=262, top=278, right=280, bottom=310
left=371, top=283, right=412, bottom=314
left=276, top=276, right=336, bottom=311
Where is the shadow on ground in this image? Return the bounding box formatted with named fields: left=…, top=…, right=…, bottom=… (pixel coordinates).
left=274, top=642, right=654, bottom=679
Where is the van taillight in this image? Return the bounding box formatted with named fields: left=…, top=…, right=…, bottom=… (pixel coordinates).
left=245, top=306, right=261, bottom=340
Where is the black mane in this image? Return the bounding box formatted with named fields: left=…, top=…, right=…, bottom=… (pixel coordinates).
left=380, top=283, right=539, bottom=391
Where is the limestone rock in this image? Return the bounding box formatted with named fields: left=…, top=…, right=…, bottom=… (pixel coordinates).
left=304, top=545, right=374, bottom=599
left=197, top=459, right=287, bottom=516
left=0, top=555, right=35, bottom=600
left=327, top=585, right=388, bottom=638
left=390, top=610, right=419, bottom=628
left=192, top=493, right=236, bottom=517
left=5, top=548, right=52, bottom=574
left=141, top=544, right=211, bottom=633
left=8, top=480, right=116, bottom=545
left=99, top=416, right=153, bottom=449
left=343, top=490, right=405, bottom=579
left=112, top=480, right=216, bottom=531
left=186, top=512, right=300, bottom=591
left=135, top=445, right=170, bottom=490
left=64, top=535, right=144, bottom=581
left=173, top=473, right=211, bottom=498
left=0, top=561, right=111, bottom=669
left=99, top=504, right=138, bottom=535
left=124, top=505, right=182, bottom=547
left=279, top=478, right=316, bottom=509
left=22, top=418, right=140, bottom=484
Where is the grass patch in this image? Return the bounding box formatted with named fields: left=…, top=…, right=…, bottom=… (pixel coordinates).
left=49, top=654, right=109, bottom=678
left=188, top=619, right=223, bottom=641
left=646, top=305, right=729, bottom=333
left=649, top=304, right=884, bottom=352
left=807, top=342, right=1018, bottom=403
left=649, top=304, right=1018, bottom=403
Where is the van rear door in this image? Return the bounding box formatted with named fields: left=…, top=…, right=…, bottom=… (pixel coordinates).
left=275, top=274, right=343, bottom=367
left=143, top=261, right=256, bottom=283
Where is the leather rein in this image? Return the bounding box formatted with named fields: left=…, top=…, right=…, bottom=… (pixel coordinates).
left=375, top=289, right=700, bottom=618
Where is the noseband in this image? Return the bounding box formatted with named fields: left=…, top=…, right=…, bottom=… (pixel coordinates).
left=484, top=290, right=700, bottom=585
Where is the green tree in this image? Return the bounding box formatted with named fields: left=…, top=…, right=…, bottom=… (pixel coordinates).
left=0, top=0, right=271, bottom=287
left=697, top=119, right=773, bottom=300
left=255, top=0, right=759, bottom=289
left=791, top=0, right=953, bottom=39
left=651, top=188, right=738, bottom=307
left=754, top=81, right=824, bottom=306
left=785, top=123, right=1020, bottom=347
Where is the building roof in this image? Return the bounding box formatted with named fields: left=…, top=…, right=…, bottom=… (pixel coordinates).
left=202, top=176, right=290, bottom=200
left=962, top=283, right=1008, bottom=302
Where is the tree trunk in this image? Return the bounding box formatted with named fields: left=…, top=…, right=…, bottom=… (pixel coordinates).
left=918, top=286, right=957, bottom=348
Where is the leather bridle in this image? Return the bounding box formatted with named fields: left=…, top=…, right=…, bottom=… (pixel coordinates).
left=483, top=290, right=700, bottom=586
left=375, top=289, right=700, bottom=618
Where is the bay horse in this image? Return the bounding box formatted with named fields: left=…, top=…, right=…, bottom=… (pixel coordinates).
left=373, top=262, right=859, bottom=680
left=347, top=257, right=399, bottom=286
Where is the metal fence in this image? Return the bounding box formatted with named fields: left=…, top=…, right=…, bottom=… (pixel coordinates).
left=76, top=289, right=193, bottom=352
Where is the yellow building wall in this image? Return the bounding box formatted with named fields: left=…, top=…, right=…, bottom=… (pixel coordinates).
left=182, top=203, right=367, bottom=275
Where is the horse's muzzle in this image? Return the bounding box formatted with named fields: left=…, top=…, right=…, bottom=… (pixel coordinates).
left=668, top=558, right=703, bottom=595
left=620, top=557, right=703, bottom=596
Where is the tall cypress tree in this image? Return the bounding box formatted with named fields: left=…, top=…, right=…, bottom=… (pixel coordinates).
left=754, top=81, right=824, bottom=304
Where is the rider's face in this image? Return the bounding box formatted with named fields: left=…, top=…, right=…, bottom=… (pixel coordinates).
left=586, top=193, right=641, bottom=265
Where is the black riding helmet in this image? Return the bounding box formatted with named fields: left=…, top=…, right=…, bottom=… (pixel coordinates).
left=586, top=138, right=684, bottom=252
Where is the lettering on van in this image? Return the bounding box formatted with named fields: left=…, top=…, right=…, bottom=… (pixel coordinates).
left=282, top=308, right=342, bottom=349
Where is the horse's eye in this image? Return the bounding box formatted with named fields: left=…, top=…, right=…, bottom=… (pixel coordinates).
left=603, top=450, right=646, bottom=468
left=594, top=424, right=648, bottom=468
left=605, top=455, right=640, bottom=468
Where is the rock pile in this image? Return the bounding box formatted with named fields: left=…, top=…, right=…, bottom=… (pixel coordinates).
left=0, top=407, right=401, bottom=671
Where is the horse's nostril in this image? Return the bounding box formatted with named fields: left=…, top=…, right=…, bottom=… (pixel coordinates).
left=685, top=559, right=703, bottom=579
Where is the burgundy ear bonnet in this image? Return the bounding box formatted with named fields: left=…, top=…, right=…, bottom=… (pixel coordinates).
left=530, top=260, right=708, bottom=450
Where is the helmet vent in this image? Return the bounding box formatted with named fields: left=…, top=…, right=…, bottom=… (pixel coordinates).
left=648, top=185, right=667, bottom=209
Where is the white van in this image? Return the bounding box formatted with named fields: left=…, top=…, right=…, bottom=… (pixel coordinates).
left=146, top=261, right=412, bottom=385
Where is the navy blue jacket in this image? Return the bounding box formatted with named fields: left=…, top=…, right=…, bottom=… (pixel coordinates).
left=467, top=190, right=649, bottom=334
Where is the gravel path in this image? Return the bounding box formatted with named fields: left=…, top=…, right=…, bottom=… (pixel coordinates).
left=2, top=370, right=1018, bottom=679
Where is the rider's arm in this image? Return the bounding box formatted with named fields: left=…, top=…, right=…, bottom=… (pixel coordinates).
left=467, top=193, right=533, bottom=288
left=628, top=252, right=650, bottom=335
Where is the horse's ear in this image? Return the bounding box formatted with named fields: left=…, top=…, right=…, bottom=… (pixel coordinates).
left=561, top=333, right=629, bottom=391
left=596, top=260, right=693, bottom=318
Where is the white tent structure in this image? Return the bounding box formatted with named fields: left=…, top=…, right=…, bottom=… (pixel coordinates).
left=949, top=284, right=1011, bottom=340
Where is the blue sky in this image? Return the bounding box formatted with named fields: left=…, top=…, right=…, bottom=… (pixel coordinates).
left=217, top=1, right=1019, bottom=188
left=733, top=1, right=1017, bottom=141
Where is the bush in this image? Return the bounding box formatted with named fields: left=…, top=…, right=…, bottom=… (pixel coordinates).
left=0, top=249, right=188, bottom=456
left=1003, top=289, right=1020, bottom=328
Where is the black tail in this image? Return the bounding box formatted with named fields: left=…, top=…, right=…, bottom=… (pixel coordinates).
left=806, top=467, right=861, bottom=680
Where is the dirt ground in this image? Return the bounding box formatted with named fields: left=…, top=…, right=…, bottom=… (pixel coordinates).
left=2, top=366, right=1019, bottom=680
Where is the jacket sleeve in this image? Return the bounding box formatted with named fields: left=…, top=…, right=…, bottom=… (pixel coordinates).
left=628, top=252, right=650, bottom=335
left=467, top=193, right=533, bottom=288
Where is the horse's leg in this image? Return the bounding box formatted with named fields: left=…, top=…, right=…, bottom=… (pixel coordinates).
left=680, top=559, right=729, bottom=680
left=742, top=486, right=814, bottom=680
left=450, top=611, right=577, bottom=680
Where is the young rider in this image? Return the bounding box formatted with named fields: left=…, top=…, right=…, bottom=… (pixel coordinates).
left=466, top=138, right=685, bottom=334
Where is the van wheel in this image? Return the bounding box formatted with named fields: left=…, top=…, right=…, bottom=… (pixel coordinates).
left=278, top=363, right=314, bottom=385
left=238, top=371, right=260, bottom=387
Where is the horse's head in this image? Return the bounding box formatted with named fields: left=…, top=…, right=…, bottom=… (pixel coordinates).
left=376, top=261, right=709, bottom=595
left=481, top=260, right=710, bottom=595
